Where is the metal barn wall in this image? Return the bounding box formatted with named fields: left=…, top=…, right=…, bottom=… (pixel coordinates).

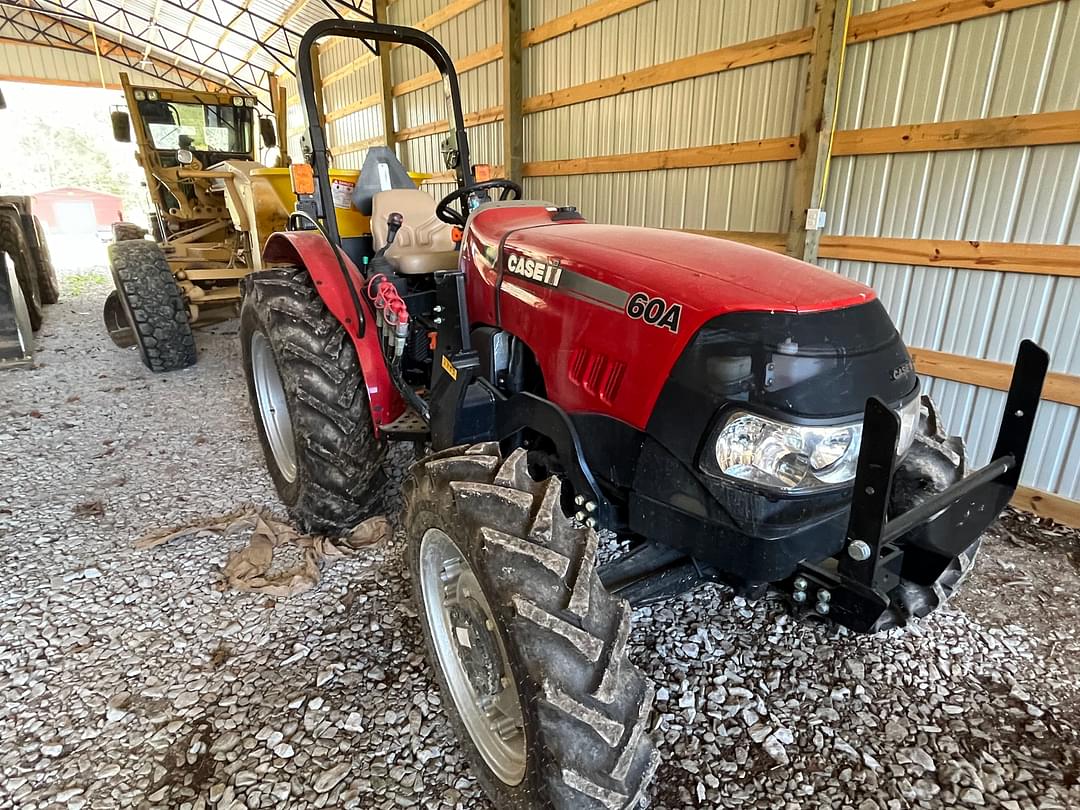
left=823, top=0, right=1080, bottom=500
left=0, top=41, right=174, bottom=89
left=387, top=0, right=502, bottom=199
left=523, top=0, right=814, bottom=231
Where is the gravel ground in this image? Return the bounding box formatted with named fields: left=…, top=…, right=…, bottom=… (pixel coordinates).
left=2, top=274, right=1079, bottom=810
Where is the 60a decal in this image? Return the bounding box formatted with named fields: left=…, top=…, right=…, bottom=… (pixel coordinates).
left=626, top=292, right=682, bottom=333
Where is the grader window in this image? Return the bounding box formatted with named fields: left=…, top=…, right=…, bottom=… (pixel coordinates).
left=138, top=100, right=253, bottom=156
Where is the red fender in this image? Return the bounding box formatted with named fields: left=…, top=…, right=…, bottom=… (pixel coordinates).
left=263, top=230, right=405, bottom=431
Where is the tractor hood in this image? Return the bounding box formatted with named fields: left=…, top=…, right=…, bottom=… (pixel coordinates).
left=490, top=219, right=875, bottom=316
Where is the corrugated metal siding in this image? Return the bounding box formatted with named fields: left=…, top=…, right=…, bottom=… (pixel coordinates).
left=0, top=41, right=173, bottom=89
left=388, top=0, right=501, bottom=197
left=523, top=0, right=814, bottom=229
left=824, top=0, right=1080, bottom=500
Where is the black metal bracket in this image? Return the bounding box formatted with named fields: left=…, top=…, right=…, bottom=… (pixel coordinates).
left=794, top=339, right=1050, bottom=633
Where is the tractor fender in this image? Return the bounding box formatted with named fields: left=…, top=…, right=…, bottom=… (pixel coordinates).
left=262, top=230, right=405, bottom=430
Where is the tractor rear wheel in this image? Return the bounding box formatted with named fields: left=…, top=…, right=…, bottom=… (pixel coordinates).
left=107, top=239, right=196, bottom=372
left=31, top=216, right=59, bottom=305
left=873, top=395, right=981, bottom=632
left=240, top=267, right=386, bottom=535
left=0, top=207, right=42, bottom=331
left=405, top=445, right=658, bottom=809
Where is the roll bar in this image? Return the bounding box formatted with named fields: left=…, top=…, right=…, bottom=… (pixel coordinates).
left=296, top=20, right=476, bottom=247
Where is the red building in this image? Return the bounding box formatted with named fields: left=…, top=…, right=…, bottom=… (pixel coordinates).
left=32, top=187, right=123, bottom=236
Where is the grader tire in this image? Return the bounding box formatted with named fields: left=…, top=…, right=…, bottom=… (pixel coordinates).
left=107, top=239, right=196, bottom=372
left=872, top=394, right=981, bottom=632
left=112, top=221, right=147, bottom=242
left=240, top=266, right=386, bottom=535
left=31, top=216, right=59, bottom=305
left=405, top=445, right=659, bottom=809
left=0, top=208, right=42, bottom=331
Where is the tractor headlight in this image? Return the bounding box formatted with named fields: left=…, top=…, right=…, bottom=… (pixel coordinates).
left=133, top=90, right=146, bottom=101
left=146, top=90, right=159, bottom=101
left=706, top=396, right=920, bottom=493
left=233, top=96, right=245, bottom=107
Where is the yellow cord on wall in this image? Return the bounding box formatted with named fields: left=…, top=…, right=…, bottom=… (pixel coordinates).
left=818, top=0, right=853, bottom=205
left=88, top=22, right=108, bottom=90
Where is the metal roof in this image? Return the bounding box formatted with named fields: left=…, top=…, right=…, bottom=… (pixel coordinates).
left=0, top=0, right=375, bottom=97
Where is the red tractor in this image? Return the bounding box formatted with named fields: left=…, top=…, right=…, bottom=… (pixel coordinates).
left=240, top=21, right=1050, bottom=809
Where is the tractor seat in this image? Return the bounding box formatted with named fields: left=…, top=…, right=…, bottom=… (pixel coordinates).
left=371, top=189, right=459, bottom=275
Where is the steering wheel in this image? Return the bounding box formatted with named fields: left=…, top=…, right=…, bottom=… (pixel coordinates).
left=436, top=179, right=523, bottom=227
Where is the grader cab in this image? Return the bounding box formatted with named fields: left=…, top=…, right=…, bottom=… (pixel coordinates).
left=105, top=74, right=291, bottom=371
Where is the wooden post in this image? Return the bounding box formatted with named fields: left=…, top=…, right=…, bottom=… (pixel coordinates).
left=375, top=0, right=397, bottom=151
left=784, top=0, right=848, bottom=263
left=501, top=0, right=523, bottom=183
left=268, top=72, right=290, bottom=166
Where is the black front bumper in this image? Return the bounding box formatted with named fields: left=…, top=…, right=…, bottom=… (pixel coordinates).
left=626, top=340, right=1049, bottom=632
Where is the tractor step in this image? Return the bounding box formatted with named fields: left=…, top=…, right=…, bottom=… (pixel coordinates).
left=381, top=406, right=430, bottom=440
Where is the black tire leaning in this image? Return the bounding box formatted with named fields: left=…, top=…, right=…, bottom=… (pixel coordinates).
left=112, top=221, right=147, bottom=242
left=405, top=445, right=659, bottom=809
left=239, top=266, right=386, bottom=534
left=873, top=394, right=981, bottom=632
left=31, top=216, right=59, bottom=305
left=107, top=239, right=196, bottom=372
left=0, top=208, right=42, bottom=331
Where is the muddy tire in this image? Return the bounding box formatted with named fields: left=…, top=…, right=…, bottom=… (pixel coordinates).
left=405, top=445, right=658, bottom=809
left=31, top=217, right=59, bottom=305
left=240, top=267, right=386, bottom=535
left=0, top=207, right=42, bottom=331
left=108, top=239, right=196, bottom=372
left=873, top=395, right=981, bottom=632
left=112, top=221, right=147, bottom=242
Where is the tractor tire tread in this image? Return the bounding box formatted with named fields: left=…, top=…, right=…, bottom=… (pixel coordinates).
left=108, top=239, right=196, bottom=372
left=243, top=266, right=386, bottom=534
left=0, top=208, right=43, bottom=331
left=31, top=216, right=60, bottom=304
left=405, top=445, right=658, bottom=809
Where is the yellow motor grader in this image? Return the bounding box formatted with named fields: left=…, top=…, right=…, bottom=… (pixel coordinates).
left=106, top=73, right=291, bottom=371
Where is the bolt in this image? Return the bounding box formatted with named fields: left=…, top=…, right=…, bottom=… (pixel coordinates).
left=484, top=619, right=494, bottom=632
left=585, top=517, right=597, bottom=529
left=433, top=317, right=444, bottom=325
left=574, top=511, right=586, bottom=522
left=793, top=577, right=808, bottom=592
left=573, top=494, right=585, bottom=506
left=500, top=677, right=509, bottom=689
left=792, top=590, right=807, bottom=604
left=816, top=601, right=831, bottom=616
left=462, top=587, right=471, bottom=599
left=494, top=714, right=520, bottom=740
left=817, top=589, right=831, bottom=604
left=847, top=540, right=872, bottom=562
left=433, top=305, right=444, bottom=313
left=585, top=501, right=597, bottom=513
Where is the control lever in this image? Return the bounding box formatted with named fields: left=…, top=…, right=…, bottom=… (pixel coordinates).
left=384, top=212, right=403, bottom=246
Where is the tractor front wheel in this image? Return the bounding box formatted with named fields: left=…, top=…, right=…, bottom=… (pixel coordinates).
left=405, top=445, right=658, bottom=809
left=240, top=267, right=386, bottom=535
left=872, top=395, right=981, bottom=632
left=107, top=239, right=196, bottom=372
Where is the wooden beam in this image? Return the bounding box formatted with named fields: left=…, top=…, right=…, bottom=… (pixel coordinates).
left=395, top=106, right=505, bottom=141
left=335, top=134, right=386, bottom=156
left=324, top=0, right=487, bottom=54
left=523, top=27, right=814, bottom=115
left=679, top=230, right=788, bottom=253
left=522, top=136, right=800, bottom=177
left=848, top=0, right=1057, bottom=44
left=375, top=0, right=396, bottom=151
left=521, top=0, right=652, bottom=48
left=785, top=0, right=848, bottom=262
left=323, top=53, right=376, bottom=87
left=1012, top=486, right=1080, bottom=530
left=817, top=236, right=1080, bottom=278
left=831, top=110, right=1080, bottom=156
left=324, top=92, right=381, bottom=123
left=909, top=348, right=1080, bottom=409
left=392, top=43, right=502, bottom=97
left=502, top=0, right=524, bottom=185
